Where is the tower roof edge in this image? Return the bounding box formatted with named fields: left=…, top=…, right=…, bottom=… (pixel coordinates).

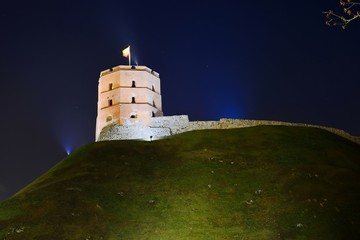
left=100, top=65, right=160, bottom=78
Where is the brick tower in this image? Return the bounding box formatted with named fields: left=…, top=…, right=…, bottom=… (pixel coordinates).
left=95, top=65, right=163, bottom=140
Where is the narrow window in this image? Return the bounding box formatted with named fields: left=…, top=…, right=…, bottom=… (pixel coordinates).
left=109, top=83, right=113, bottom=90
left=130, top=115, right=137, bottom=118
left=131, top=97, right=136, bottom=103
left=131, top=81, right=136, bottom=87
left=108, top=99, right=113, bottom=106
left=153, top=100, right=156, bottom=107
left=152, top=85, right=155, bottom=92
left=152, top=111, right=155, bottom=117
left=106, top=116, right=112, bottom=122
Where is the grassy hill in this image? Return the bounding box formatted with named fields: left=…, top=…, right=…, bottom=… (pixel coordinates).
left=0, top=126, right=360, bottom=239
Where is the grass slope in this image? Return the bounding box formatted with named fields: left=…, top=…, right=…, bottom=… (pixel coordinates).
left=0, top=126, right=360, bottom=239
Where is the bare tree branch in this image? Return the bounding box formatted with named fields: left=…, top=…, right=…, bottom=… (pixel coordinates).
left=324, top=1, right=360, bottom=29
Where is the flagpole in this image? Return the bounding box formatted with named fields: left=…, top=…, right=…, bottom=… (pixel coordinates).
left=129, top=46, right=131, bottom=66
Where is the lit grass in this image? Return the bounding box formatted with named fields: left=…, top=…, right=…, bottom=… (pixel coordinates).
left=0, top=126, right=359, bottom=239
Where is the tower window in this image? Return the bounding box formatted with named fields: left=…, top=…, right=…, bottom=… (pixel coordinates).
left=152, top=85, right=155, bottom=92
left=108, top=99, right=113, bottom=106
left=131, top=81, right=136, bottom=87
left=131, top=97, right=136, bottom=103
left=109, top=83, right=113, bottom=90
left=153, top=100, right=156, bottom=107
left=152, top=111, right=155, bottom=117
left=130, top=114, right=137, bottom=118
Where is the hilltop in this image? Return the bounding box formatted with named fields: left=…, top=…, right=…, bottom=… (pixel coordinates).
left=0, top=126, right=360, bottom=239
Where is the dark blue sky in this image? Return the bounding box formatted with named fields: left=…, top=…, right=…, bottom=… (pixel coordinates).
left=1, top=0, right=359, bottom=201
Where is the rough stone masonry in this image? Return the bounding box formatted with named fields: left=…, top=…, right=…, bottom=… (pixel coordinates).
left=98, top=115, right=360, bottom=144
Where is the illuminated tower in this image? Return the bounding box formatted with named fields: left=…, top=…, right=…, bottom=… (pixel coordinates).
left=95, top=65, right=163, bottom=140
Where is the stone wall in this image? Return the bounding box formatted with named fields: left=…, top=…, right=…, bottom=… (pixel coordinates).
left=189, top=119, right=360, bottom=144
left=97, top=116, right=360, bottom=144
left=150, top=115, right=190, bottom=134
left=98, top=124, right=171, bottom=141
left=188, top=119, right=304, bottom=130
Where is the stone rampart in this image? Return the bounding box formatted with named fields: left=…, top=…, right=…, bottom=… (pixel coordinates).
left=188, top=121, right=220, bottom=130
left=150, top=115, right=190, bottom=134
left=97, top=116, right=360, bottom=144
left=98, top=124, right=171, bottom=141
left=189, top=119, right=360, bottom=144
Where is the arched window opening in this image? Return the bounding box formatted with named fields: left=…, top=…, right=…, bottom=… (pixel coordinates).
left=131, top=97, right=136, bottom=103
left=108, top=99, right=113, bottom=106
left=153, top=100, right=156, bottom=107
left=130, top=115, right=137, bottom=119
left=106, top=116, right=112, bottom=122
left=131, top=81, right=136, bottom=88
left=109, top=83, right=113, bottom=90
left=152, top=111, right=155, bottom=117
left=152, top=85, right=155, bottom=92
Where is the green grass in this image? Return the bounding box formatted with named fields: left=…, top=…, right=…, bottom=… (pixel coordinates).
left=0, top=126, right=360, bottom=239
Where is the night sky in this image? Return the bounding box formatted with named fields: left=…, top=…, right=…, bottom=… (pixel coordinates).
left=1, top=0, right=359, bottom=201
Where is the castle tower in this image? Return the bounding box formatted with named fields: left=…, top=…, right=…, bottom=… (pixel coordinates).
left=95, top=65, right=163, bottom=140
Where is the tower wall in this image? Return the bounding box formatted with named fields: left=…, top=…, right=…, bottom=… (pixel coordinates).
left=96, top=65, right=163, bottom=140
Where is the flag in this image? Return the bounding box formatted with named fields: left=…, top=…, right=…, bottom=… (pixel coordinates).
left=122, top=46, right=130, bottom=58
